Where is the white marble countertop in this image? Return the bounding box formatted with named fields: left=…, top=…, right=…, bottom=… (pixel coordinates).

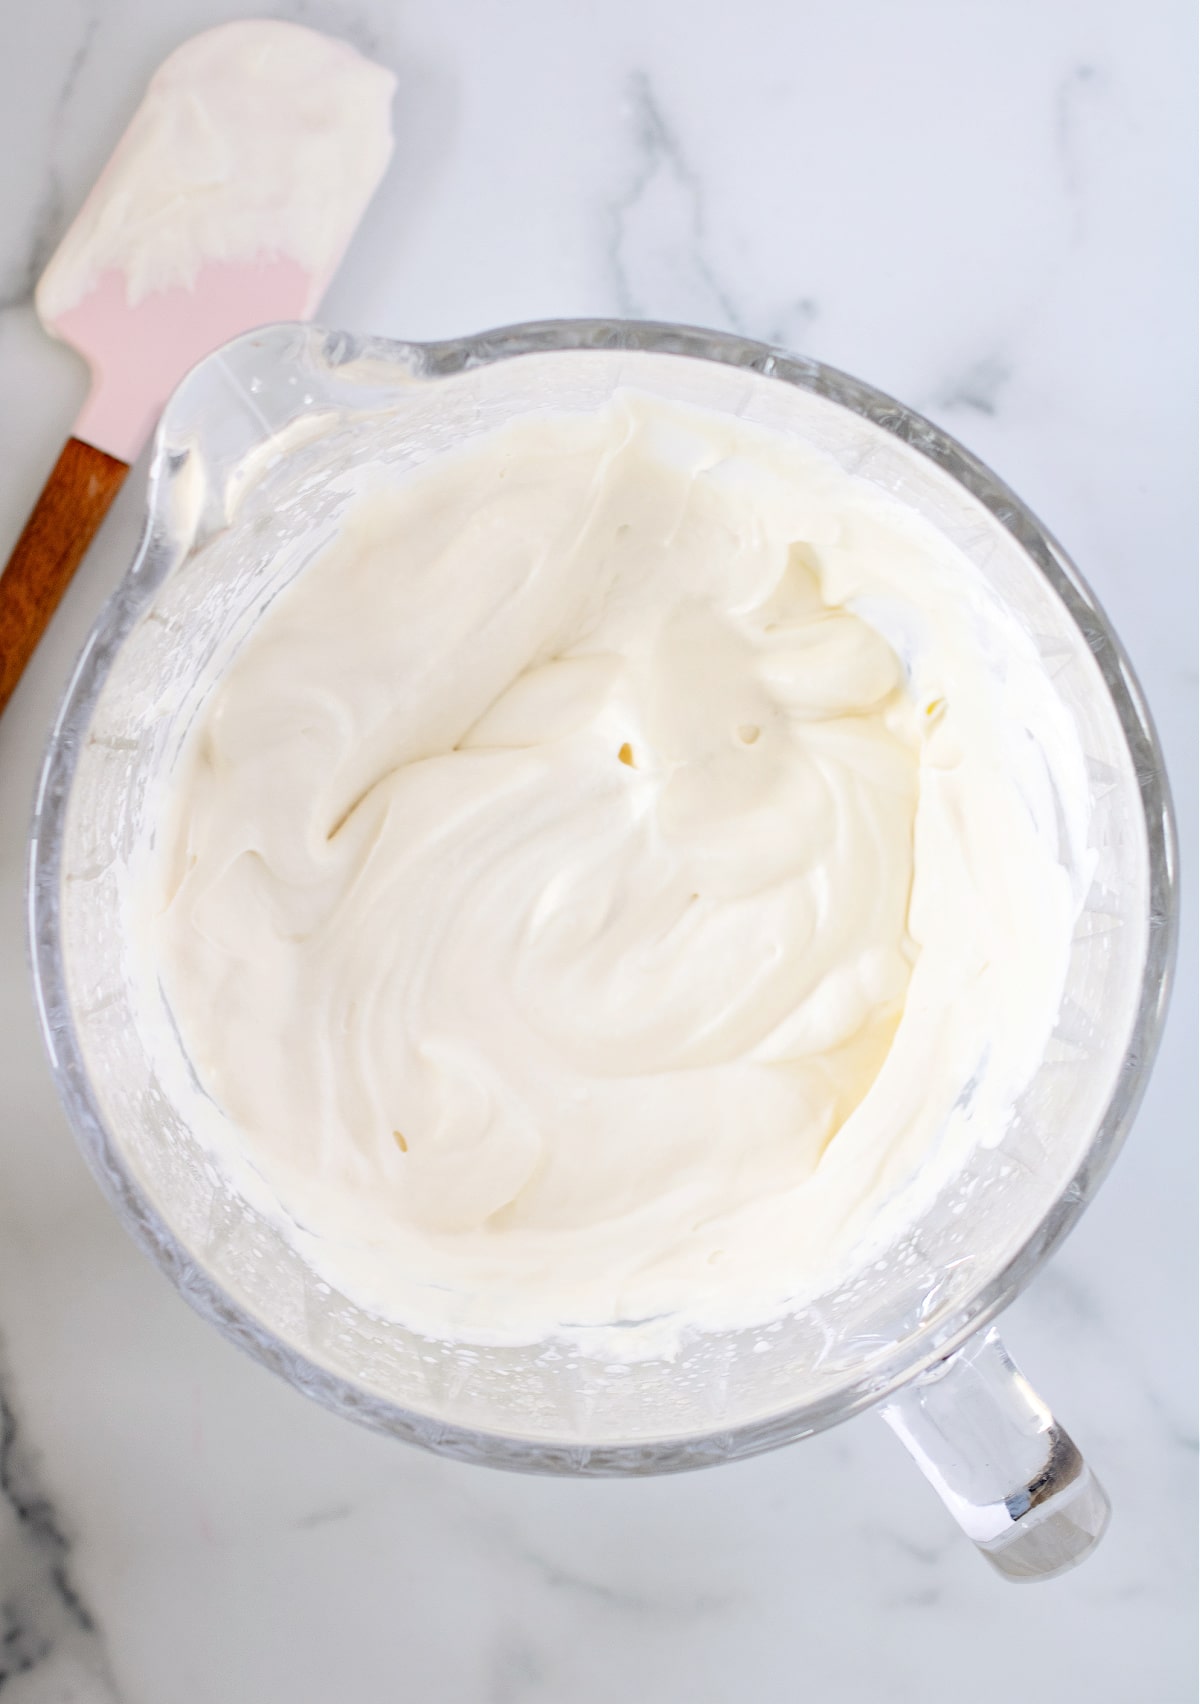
left=0, top=1, right=1195, bottom=1699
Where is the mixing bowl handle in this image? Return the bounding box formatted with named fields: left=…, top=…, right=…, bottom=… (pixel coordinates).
left=878, top=1324, right=1110, bottom=1582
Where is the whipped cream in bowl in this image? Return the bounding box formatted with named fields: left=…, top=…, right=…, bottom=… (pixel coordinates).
left=142, top=390, right=1082, bottom=1348
left=31, top=323, right=1172, bottom=1490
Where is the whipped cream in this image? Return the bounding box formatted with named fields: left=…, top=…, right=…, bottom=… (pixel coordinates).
left=144, top=393, right=1082, bottom=1342
left=36, top=20, right=395, bottom=319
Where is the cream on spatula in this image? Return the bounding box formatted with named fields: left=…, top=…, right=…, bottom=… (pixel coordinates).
left=0, top=19, right=395, bottom=715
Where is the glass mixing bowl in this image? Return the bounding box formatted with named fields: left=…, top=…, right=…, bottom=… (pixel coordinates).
left=28, top=320, right=1176, bottom=1582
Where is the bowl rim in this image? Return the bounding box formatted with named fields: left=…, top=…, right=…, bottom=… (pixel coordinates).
left=26, top=317, right=1180, bottom=1473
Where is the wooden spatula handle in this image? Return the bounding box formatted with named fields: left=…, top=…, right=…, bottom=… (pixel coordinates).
left=0, top=436, right=129, bottom=718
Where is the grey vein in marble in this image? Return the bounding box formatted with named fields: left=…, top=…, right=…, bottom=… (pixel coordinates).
left=0, top=183, right=63, bottom=315
left=293, top=1501, right=353, bottom=1530
left=862, top=1524, right=956, bottom=1571
left=0, top=1350, right=117, bottom=1700
left=488, top=1632, right=544, bottom=1704
left=517, top=1544, right=735, bottom=1621
left=934, top=353, right=1012, bottom=417
left=278, top=0, right=392, bottom=65
left=1055, top=62, right=1102, bottom=238
left=606, top=70, right=744, bottom=332
left=0, top=13, right=99, bottom=311
left=766, top=293, right=821, bottom=354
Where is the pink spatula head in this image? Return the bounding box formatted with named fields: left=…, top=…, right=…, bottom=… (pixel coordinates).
left=36, top=19, right=396, bottom=462
left=0, top=19, right=394, bottom=716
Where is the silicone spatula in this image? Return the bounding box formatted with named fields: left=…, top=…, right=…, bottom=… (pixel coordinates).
left=0, top=19, right=395, bottom=716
